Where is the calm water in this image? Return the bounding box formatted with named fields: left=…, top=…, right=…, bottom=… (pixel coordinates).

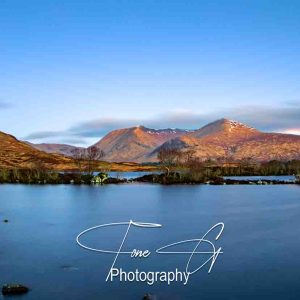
left=224, top=175, right=296, bottom=182
left=0, top=183, right=300, bottom=299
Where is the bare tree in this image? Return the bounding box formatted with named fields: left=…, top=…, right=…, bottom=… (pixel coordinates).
left=157, top=148, right=181, bottom=176
left=72, top=147, right=105, bottom=175
left=239, top=157, right=257, bottom=175
left=181, top=150, right=195, bottom=167
left=72, top=148, right=86, bottom=173
left=85, top=146, right=105, bottom=175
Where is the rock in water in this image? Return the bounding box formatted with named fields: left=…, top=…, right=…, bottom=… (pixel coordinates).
left=143, top=293, right=157, bottom=300
left=2, top=284, right=29, bottom=295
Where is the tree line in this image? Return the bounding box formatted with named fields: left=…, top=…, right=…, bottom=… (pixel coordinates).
left=0, top=146, right=299, bottom=184
left=157, top=148, right=300, bottom=180
left=0, top=147, right=107, bottom=184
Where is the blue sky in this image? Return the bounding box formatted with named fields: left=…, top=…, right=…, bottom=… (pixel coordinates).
left=1, top=0, right=300, bottom=145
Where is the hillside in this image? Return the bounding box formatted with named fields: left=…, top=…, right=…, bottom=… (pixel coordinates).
left=0, top=131, right=73, bottom=169
left=93, top=125, right=189, bottom=162
left=152, top=119, right=300, bottom=162
left=27, top=142, right=84, bottom=157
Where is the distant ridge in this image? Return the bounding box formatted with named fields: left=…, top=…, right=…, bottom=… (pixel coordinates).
left=27, top=142, right=84, bottom=157
left=0, top=131, right=73, bottom=169
left=19, top=118, right=300, bottom=163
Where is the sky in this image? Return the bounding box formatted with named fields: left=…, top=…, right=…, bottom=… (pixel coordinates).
left=0, top=0, right=300, bottom=146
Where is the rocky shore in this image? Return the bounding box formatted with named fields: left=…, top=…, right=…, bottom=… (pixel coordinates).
left=0, top=170, right=298, bottom=185
left=2, top=284, right=29, bottom=295
left=132, top=173, right=298, bottom=185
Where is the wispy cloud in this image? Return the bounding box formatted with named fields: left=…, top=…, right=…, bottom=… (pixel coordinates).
left=280, top=128, right=300, bottom=135
left=69, top=118, right=138, bottom=137
left=24, top=102, right=300, bottom=146
left=25, top=131, right=62, bottom=140
left=0, top=101, right=12, bottom=110
left=214, top=103, right=300, bottom=132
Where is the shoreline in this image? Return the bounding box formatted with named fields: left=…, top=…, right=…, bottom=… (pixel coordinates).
left=0, top=176, right=298, bottom=186
left=0, top=168, right=298, bottom=185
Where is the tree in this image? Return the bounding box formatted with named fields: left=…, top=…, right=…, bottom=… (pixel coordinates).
left=239, top=157, right=256, bottom=175
left=157, top=148, right=181, bottom=176
left=181, top=150, right=195, bottom=167
left=184, top=156, right=209, bottom=181
left=72, top=147, right=105, bottom=175
left=85, top=146, right=105, bottom=175
left=72, top=148, right=86, bottom=173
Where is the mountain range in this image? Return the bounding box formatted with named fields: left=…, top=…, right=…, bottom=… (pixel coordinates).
left=92, top=126, right=190, bottom=162
left=0, top=131, right=155, bottom=171
left=27, top=118, right=300, bottom=163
